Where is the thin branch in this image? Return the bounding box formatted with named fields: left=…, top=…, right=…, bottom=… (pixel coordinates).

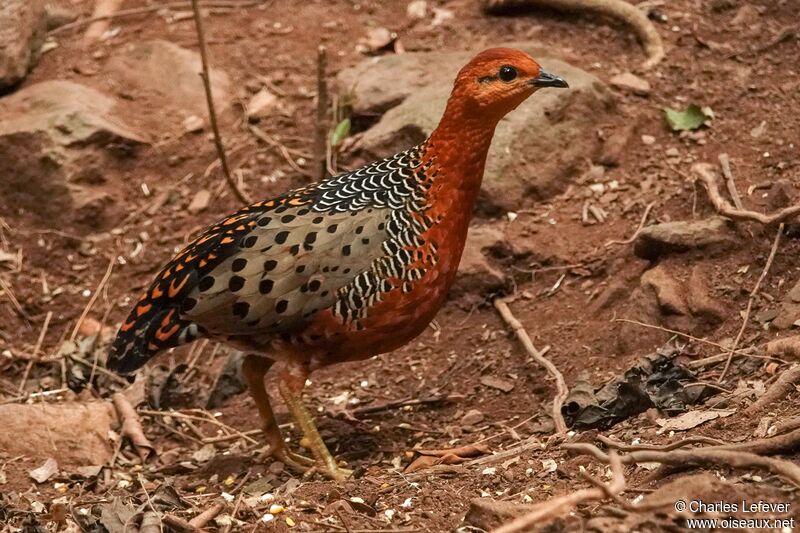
left=718, top=223, right=783, bottom=382
left=70, top=257, right=114, bottom=342
left=190, top=0, right=250, bottom=204
left=718, top=153, right=743, bottom=210
left=18, top=311, right=53, bottom=393
left=312, top=45, right=329, bottom=182
left=493, top=452, right=625, bottom=533
left=494, top=296, right=568, bottom=436
left=605, top=201, right=655, bottom=247
left=694, top=163, right=800, bottom=225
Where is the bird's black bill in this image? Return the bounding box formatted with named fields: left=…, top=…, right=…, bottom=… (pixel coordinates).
left=531, top=70, right=569, bottom=89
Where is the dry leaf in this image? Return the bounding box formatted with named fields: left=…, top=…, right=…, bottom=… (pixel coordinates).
left=29, top=458, right=58, bottom=483
left=656, top=409, right=735, bottom=431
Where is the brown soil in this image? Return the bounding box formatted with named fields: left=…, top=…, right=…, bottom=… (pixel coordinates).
left=1, top=0, right=800, bottom=531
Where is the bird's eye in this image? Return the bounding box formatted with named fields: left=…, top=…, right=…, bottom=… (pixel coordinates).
left=498, top=65, right=517, bottom=82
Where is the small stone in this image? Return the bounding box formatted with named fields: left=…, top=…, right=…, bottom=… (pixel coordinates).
left=665, top=147, right=680, bottom=157
left=183, top=115, right=204, bottom=133
left=406, top=0, right=427, bottom=19
left=187, top=189, right=211, bottom=214
left=641, top=134, right=656, bottom=145
left=633, top=217, right=738, bottom=260
left=461, top=409, right=485, bottom=426
left=246, top=88, right=278, bottom=122
left=609, top=72, right=651, bottom=95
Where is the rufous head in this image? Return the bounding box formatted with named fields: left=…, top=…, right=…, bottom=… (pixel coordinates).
left=449, top=47, right=568, bottom=120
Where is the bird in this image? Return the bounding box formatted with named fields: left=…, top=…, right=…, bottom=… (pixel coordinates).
left=107, top=47, right=568, bottom=480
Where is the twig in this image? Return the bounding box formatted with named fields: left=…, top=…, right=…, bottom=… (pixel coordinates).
left=352, top=394, right=464, bottom=417
left=249, top=125, right=313, bottom=178
left=18, top=311, right=53, bottom=393
left=162, top=514, right=203, bottom=533
left=68, top=353, right=130, bottom=385
left=190, top=0, right=250, bottom=204
left=597, top=434, right=727, bottom=452
left=718, top=153, right=743, bottom=210
left=0, top=276, right=31, bottom=322
left=51, top=1, right=264, bottom=35
left=483, top=0, right=665, bottom=69
left=138, top=408, right=259, bottom=445
left=494, top=296, right=567, bottom=436
left=312, top=45, right=329, bottom=182
left=742, top=365, right=800, bottom=416
left=605, top=201, right=655, bottom=247
left=493, top=452, right=625, bottom=533
left=113, top=393, right=156, bottom=462
left=83, top=0, right=124, bottom=44
left=718, top=223, right=783, bottom=382
left=70, top=257, right=114, bottom=342
left=694, top=163, right=800, bottom=225
left=565, top=442, right=800, bottom=487
left=190, top=502, right=226, bottom=528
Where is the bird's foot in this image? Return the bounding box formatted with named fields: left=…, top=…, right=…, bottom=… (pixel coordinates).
left=257, top=444, right=315, bottom=473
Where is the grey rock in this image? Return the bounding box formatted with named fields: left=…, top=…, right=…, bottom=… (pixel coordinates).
left=105, top=40, right=231, bottom=127
left=0, top=81, right=146, bottom=224
left=0, top=0, right=47, bottom=89
left=633, top=217, right=739, bottom=260
left=461, top=409, right=485, bottom=426
left=338, top=44, right=614, bottom=213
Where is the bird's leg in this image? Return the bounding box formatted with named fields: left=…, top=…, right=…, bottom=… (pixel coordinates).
left=276, top=361, right=353, bottom=481
left=241, top=354, right=314, bottom=472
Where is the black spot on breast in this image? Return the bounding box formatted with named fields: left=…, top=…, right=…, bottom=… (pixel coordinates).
left=232, top=258, right=247, bottom=272
left=297, top=208, right=310, bottom=216
left=342, top=245, right=351, bottom=256
left=296, top=265, right=306, bottom=273
left=242, top=235, right=257, bottom=248
left=264, top=260, right=278, bottom=271
left=362, top=238, right=370, bottom=245
left=305, top=232, right=317, bottom=244
left=259, top=279, right=274, bottom=294
left=289, top=244, right=300, bottom=255
left=321, top=290, right=329, bottom=297
left=355, top=226, right=364, bottom=234
left=313, top=216, right=324, bottom=224
left=343, top=268, right=351, bottom=274
left=232, top=301, right=250, bottom=318
left=275, top=231, right=290, bottom=244
left=276, top=300, right=288, bottom=313
left=281, top=214, right=296, bottom=223
left=198, top=276, right=215, bottom=292
left=378, top=223, right=385, bottom=231
left=309, top=279, right=321, bottom=292
left=327, top=224, right=338, bottom=233
left=229, top=276, right=245, bottom=292
left=257, top=216, right=272, bottom=227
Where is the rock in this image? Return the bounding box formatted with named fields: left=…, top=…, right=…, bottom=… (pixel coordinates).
left=598, top=122, right=637, bottom=166
left=731, top=4, right=760, bottom=27
left=633, top=217, right=738, bottom=260
left=641, top=265, right=689, bottom=316
left=454, top=225, right=509, bottom=296
left=45, top=4, right=79, bottom=31
left=183, top=115, right=205, bottom=133
left=0, top=402, right=116, bottom=466
left=460, top=409, right=485, bottom=426
left=187, top=189, right=212, bottom=214
left=641, top=134, right=656, bottom=145
left=609, top=72, right=651, bottom=95
left=0, top=0, right=46, bottom=89
left=105, top=40, right=231, bottom=125
left=0, top=81, right=147, bottom=224
left=339, top=45, right=613, bottom=213
left=772, top=277, right=800, bottom=329
left=464, top=498, right=535, bottom=531
left=406, top=0, right=428, bottom=19
left=686, top=267, right=726, bottom=324
left=246, top=88, right=278, bottom=122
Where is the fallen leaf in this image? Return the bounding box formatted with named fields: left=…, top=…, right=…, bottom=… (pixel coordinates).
left=405, top=443, right=491, bottom=473
left=664, top=104, right=710, bottom=131
left=29, top=458, right=59, bottom=483
left=479, top=375, right=515, bottom=393
left=656, top=409, right=735, bottom=431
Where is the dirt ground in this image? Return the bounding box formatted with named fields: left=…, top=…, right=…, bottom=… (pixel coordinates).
left=2, top=0, right=800, bottom=531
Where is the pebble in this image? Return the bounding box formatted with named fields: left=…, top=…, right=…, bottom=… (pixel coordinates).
left=609, top=72, right=651, bottom=96
left=182, top=115, right=204, bottom=133
left=460, top=409, right=485, bottom=426
left=641, top=134, right=656, bottom=145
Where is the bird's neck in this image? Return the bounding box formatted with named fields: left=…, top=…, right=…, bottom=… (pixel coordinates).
left=426, top=96, right=500, bottom=200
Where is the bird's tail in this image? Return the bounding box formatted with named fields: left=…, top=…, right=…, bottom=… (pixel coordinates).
left=107, top=291, right=202, bottom=375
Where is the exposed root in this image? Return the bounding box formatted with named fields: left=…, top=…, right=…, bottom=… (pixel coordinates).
left=694, top=163, right=800, bottom=225
left=742, top=365, right=800, bottom=416
left=494, top=296, right=568, bottom=436
left=483, top=0, right=665, bottom=69
left=493, top=452, right=626, bottom=533
left=566, top=441, right=800, bottom=487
